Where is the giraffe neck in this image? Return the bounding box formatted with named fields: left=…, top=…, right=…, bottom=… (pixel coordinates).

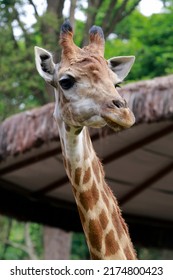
left=55, top=115, right=136, bottom=260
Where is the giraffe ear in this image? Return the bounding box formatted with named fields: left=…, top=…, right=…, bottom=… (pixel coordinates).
left=34, top=46, right=56, bottom=84
left=108, top=56, right=135, bottom=82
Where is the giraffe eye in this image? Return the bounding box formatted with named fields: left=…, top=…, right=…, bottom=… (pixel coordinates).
left=59, top=75, right=76, bottom=90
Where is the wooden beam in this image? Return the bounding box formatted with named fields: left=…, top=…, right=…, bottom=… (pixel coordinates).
left=103, top=124, right=173, bottom=164
left=32, top=176, right=69, bottom=197
left=0, top=147, right=62, bottom=176
left=119, top=162, right=173, bottom=206
left=0, top=178, right=31, bottom=197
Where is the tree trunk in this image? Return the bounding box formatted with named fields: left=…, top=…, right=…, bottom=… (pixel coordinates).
left=69, top=0, right=77, bottom=31
left=44, top=226, right=71, bottom=260
left=81, top=0, right=142, bottom=45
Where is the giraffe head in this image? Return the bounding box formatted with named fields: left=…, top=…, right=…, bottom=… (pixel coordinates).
left=35, top=21, right=135, bottom=131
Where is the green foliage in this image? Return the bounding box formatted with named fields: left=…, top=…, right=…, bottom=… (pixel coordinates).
left=137, top=246, right=173, bottom=260
left=105, top=9, right=173, bottom=80
left=0, top=26, right=48, bottom=121
left=73, top=20, right=85, bottom=46
left=35, top=12, right=59, bottom=50
left=0, top=216, right=43, bottom=260
left=70, top=233, right=89, bottom=260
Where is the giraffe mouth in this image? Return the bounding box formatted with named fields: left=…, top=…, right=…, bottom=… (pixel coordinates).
left=101, top=110, right=135, bottom=131
left=103, top=116, right=125, bottom=131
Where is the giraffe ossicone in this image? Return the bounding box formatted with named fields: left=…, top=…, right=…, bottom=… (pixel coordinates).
left=35, top=21, right=137, bottom=260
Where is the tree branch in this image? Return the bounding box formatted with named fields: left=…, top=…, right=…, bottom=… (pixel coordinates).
left=103, top=0, right=118, bottom=36
left=105, top=0, right=118, bottom=23
left=123, top=0, right=141, bottom=18
left=81, top=0, right=103, bottom=46
left=104, top=0, right=128, bottom=36
left=9, top=22, right=19, bottom=49
left=4, top=240, right=28, bottom=253
left=104, top=0, right=141, bottom=37
left=4, top=223, right=38, bottom=259
left=12, top=6, right=30, bottom=45
left=24, top=223, right=38, bottom=260
left=28, top=0, right=39, bottom=17
left=1, top=218, right=12, bottom=259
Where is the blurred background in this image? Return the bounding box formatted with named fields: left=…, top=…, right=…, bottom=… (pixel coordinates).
left=0, top=0, right=173, bottom=260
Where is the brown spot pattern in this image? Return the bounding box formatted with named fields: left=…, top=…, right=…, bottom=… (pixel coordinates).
left=119, top=212, right=130, bottom=236
left=111, top=208, right=124, bottom=239
left=112, top=206, right=130, bottom=237
left=77, top=207, right=86, bottom=226
left=105, top=230, right=120, bottom=257
left=89, top=219, right=103, bottom=251
left=74, top=167, right=82, bottom=185
left=124, top=244, right=136, bottom=260
left=99, top=210, right=109, bottom=230
left=79, top=181, right=99, bottom=211
left=90, top=250, right=100, bottom=260
left=79, top=55, right=105, bottom=83
left=104, top=183, right=113, bottom=198
left=83, top=167, right=91, bottom=184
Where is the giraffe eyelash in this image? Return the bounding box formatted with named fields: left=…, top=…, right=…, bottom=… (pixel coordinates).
left=115, top=83, right=121, bottom=88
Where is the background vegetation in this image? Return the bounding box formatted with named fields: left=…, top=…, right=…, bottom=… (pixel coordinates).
left=0, top=0, right=173, bottom=259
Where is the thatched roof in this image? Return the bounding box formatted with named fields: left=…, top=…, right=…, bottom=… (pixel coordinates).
left=0, top=104, right=57, bottom=161
left=0, top=75, right=173, bottom=161
left=122, top=74, right=173, bottom=123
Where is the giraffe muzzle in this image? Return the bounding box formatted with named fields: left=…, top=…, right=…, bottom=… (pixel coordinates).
left=101, top=102, right=135, bottom=131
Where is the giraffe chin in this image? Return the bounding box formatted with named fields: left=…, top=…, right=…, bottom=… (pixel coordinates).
left=103, top=115, right=134, bottom=132
left=104, top=118, right=125, bottom=132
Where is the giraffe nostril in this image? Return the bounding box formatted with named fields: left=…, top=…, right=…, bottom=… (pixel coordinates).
left=112, top=99, right=126, bottom=109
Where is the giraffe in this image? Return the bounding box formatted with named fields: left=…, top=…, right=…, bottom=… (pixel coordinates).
left=34, top=21, right=137, bottom=260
